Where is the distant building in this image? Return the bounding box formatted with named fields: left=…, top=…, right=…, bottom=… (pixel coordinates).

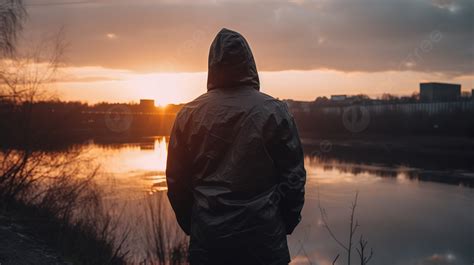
left=139, top=99, right=155, bottom=110
left=330, top=95, right=347, bottom=101
left=420, top=82, right=461, bottom=102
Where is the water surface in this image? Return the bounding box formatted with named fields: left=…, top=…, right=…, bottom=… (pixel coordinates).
left=82, top=136, right=473, bottom=265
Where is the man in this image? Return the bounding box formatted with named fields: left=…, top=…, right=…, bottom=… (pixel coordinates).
left=166, top=28, right=306, bottom=265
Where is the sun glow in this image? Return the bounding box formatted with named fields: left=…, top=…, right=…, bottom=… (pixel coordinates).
left=124, top=73, right=191, bottom=106
left=57, top=66, right=474, bottom=105
left=154, top=136, right=168, bottom=173
left=58, top=67, right=206, bottom=105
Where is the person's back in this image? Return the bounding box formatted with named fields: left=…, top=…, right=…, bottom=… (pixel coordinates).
left=166, top=28, right=306, bottom=265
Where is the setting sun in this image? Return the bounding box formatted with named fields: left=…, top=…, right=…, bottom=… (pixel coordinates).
left=57, top=68, right=206, bottom=105
left=120, top=72, right=204, bottom=106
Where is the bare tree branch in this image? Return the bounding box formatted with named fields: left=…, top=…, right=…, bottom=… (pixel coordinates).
left=356, top=234, right=374, bottom=265
left=318, top=190, right=349, bottom=251
left=0, top=0, right=26, bottom=56
left=0, top=29, right=66, bottom=104
left=347, top=191, right=359, bottom=265
left=319, top=189, right=372, bottom=265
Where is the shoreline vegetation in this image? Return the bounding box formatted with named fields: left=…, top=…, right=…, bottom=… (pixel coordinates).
left=0, top=201, right=127, bottom=265
left=0, top=149, right=129, bottom=265
left=302, top=135, right=474, bottom=169
left=1, top=95, right=474, bottom=146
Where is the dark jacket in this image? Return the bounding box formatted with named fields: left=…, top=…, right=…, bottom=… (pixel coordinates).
left=166, top=28, right=306, bottom=265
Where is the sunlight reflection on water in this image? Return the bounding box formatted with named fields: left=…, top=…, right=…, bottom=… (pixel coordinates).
left=84, top=136, right=169, bottom=197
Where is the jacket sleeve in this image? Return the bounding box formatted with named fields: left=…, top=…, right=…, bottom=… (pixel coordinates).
left=166, top=112, right=193, bottom=235
left=269, top=103, right=306, bottom=234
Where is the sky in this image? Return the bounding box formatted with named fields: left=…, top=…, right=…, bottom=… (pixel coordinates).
left=21, top=0, right=474, bottom=105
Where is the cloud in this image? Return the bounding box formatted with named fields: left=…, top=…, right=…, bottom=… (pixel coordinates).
left=22, top=0, right=473, bottom=76
left=105, top=33, right=117, bottom=40
left=416, top=253, right=457, bottom=265
left=431, top=0, right=460, bottom=12
left=56, top=75, right=121, bottom=83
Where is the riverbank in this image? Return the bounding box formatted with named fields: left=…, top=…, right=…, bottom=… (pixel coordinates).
left=0, top=214, right=68, bottom=265
left=302, top=135, right=474, bottom=171
left=0, top=199, right=128, bottom=265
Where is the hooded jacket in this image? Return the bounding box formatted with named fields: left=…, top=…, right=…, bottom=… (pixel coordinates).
left=166, top=28, right=306, bottom=265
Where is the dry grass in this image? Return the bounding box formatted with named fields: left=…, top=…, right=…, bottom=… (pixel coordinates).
left=141, top=191, right=188, bottom=265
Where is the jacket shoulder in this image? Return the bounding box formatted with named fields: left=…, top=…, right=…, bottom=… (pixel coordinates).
left=254, top=91, right=291, bottom=117
left=175, top=93, right=211, bottom=117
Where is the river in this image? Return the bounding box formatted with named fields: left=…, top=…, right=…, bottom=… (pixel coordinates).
left=80, top=136, right=473, bottom=265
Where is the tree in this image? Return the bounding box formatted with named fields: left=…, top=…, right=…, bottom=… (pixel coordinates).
left=0, top=0, right=25, bottom=56
left=0, top=23, right=129, bottom=263
left=0, top=31, right=68, bottom=202
left=381, top=93, right=398, bottom=102
left=318, top=191, right=374, bottom=265
left=0, top=30, right=65, bottom=104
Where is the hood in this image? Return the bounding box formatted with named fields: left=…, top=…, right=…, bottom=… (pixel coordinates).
left=207, top=28, right=260, bottom=91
